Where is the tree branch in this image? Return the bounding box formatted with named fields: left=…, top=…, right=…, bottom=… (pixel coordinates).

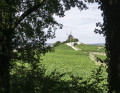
left=14, top=0, right=46, bottom=29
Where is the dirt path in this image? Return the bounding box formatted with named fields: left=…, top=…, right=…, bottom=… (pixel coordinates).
left=89, top=52, right=106, bottom=66
left=66, top=43, right=81, bottom=51
left=66, top=43, right=106, bottom=66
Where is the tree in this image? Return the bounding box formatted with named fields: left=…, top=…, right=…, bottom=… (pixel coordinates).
left=53, top=41, right=61, bottom=47
left=3, top=0, right=120, bottom=92
left=93, top=0, right=120, bottom=92
left=0, top=0, right=87, bottom=92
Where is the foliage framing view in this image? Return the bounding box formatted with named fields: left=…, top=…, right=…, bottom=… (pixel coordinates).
left=0, top=0, right=88, bottom=92
left=1, top=0, right=120, bottom=93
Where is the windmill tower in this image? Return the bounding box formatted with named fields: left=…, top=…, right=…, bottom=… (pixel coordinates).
left=66, top=32, right=74, bottom=43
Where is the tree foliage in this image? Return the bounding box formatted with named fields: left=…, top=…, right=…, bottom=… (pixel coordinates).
left=0, top=0, right=88, bottom=92
left=0, top=0, right=88, bottom=61
left=53, top=41, right=61, bottom=47
left=2, top=0, right=120, bottom=92
left=94, top=0, right=120, bottom=92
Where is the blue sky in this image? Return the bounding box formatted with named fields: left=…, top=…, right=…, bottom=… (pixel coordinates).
left=47, top=2, right=105, bottom=44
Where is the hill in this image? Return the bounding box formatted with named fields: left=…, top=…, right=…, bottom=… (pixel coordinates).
left=41, top=44, right=108, bottom=92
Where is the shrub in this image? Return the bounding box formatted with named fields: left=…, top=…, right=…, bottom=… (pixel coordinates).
left=63, top=38, right=79, bottom=43
left=53, top=41, right=61, bottom=47
left=72, top=38, right=79, bottom=42
left=74, top=43, right=77, bottom=46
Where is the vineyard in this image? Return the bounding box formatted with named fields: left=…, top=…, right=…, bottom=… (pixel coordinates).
left=41, top=44, right=108, bottom=92
left=10, top=43, right=108, bottom=93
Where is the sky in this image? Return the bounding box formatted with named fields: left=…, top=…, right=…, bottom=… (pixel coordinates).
left=47, top=2, right=105, bottom=44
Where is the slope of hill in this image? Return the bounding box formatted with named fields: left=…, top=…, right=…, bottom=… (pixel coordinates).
left=76, top=44, right=105, bottom=52
left=41, top=44, right=108, bottom=92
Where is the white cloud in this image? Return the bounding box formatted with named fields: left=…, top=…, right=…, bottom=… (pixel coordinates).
left=47, top=2, right=105, bottom=44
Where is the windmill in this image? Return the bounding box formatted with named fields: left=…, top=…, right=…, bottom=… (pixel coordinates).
left=66, top=32, right=73, bottom=43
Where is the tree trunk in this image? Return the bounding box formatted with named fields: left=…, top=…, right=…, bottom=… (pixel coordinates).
left=0, top=54, right=10, bottom=93
left=101, top=0, right=120, bottom=92
left=0, top=29, right=12, bottom=93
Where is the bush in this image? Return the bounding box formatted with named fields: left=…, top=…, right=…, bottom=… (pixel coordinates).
left=53, top=41, right=61, bottom=47
left=74, top=43, right=77, bottom=46
left=72, top=38, right=79, bottom=42
left=63, top=38, right=79, bottom=43
left=10, top=60, right=108, bottom=93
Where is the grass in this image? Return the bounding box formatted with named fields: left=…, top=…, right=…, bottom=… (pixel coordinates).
left=94, top=55, right=107, bottom=61
left=76, top=44, right=105, bottom=52
left=11, top=43, right=108, bottom=92
left=41, top=44, right=107, bottom=84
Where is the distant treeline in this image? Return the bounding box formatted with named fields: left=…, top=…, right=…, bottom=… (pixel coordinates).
left=46, top=43, right=105, bottom=46
left=87, top=43, right=105, bottom=46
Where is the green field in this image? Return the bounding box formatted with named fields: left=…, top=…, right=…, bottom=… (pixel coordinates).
left=10, top=44, right=108, bottom=93
left=42, top=44, right=96, bottom=79
left=94, top=55, right=107, bottom=61
left=41, top=44, right=108, bottom=92
left=76, top=44, right=105, bottom=52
